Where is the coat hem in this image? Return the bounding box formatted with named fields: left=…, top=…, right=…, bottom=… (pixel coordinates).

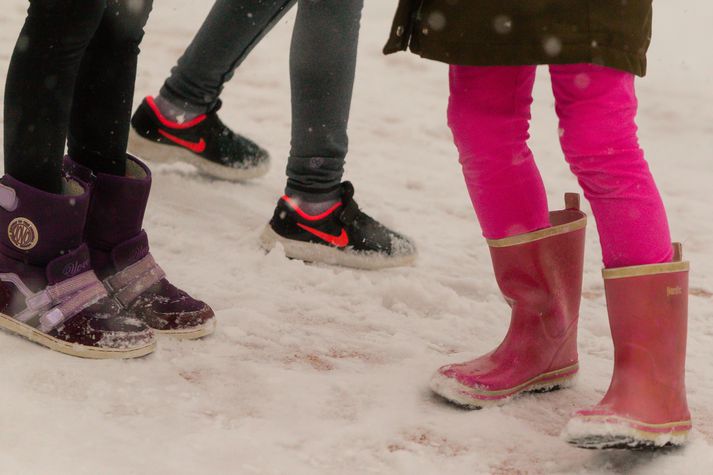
left=406, top=41, right=647, bottom=77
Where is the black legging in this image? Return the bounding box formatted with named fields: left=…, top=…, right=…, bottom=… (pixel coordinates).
left=3, top=0, right=153, bottom=193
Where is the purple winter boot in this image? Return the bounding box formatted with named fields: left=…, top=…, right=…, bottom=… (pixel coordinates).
left=0, top=174, right=155, bottom=358
left=64, top=155, right=215, bottom=339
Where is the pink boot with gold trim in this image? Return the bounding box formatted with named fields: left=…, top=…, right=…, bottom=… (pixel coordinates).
left=563, top=244, right=692, bottom=449
left=430, top=194, right=586, bottom=408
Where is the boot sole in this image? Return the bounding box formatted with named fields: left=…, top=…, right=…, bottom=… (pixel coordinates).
left=154, top=318, right=216, bottom=340
left=430, top=363, right=579, bottom=409
left=129, top=130, right=270, bottom=182
left=562, top=414, right=691, bottom=449
left=259, top=226, right=418, bottom=270
left=0, top=312, right=156, bottom=359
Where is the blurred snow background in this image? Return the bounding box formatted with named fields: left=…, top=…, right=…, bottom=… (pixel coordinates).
left=0, top=1, right=712, bottom=474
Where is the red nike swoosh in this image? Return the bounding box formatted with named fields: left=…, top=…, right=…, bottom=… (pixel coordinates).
left=297, top=223, right=349, bottom=248
left=158, top=129, right=207, bottom=153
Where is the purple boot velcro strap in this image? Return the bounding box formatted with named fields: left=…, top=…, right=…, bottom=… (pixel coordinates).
left=9, top=271, right=108, bottom=333
left=103, top=253, right=165, bottom=308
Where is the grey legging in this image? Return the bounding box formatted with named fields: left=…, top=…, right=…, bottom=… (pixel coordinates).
left=160, top=0, right=364, bottom=196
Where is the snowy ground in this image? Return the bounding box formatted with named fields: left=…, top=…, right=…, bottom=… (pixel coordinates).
left=1, top=1, right=713, bottom=474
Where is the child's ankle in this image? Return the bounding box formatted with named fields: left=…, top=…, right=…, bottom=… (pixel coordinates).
left=154, top=94, right=203, bottom=124
left=284, top=185, right=341, bottom=215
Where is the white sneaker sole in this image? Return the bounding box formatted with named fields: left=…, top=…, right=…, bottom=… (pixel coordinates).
left=0, top=312, right=156, bottom=359
left=129, top=129, right=270, bottom=182
left=259, top=226, right=417, bottom=270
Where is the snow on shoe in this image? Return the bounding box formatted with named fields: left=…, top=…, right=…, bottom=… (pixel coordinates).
left=130, top=96, right=270, bottom=182
left=102, top=233, right=215, bottom=339
left=65, top=155, right=216, bottom=339
left=431, top=194, right=586, bottom=408
left=0, top=175, right=155, bottom=358
left=260, top=181, right=417, bottom=270
left=562, top=411, right=691, bottom=450
left=563, top=244, right=692, bottom=450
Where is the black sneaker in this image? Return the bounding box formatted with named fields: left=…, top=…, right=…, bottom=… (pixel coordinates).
left=260, top=182, right=417, bottom=269
left=130, top=96, right=270, bottom=181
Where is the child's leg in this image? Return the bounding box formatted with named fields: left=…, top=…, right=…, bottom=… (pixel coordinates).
left=447, top=65, right=550, bottom=239
left=0, top=1, right=157, bottom=358
left=553, top=66, right=690, bottom=448
left=67, top=0, right=154, bottom=176
left=286, top=0, right=364, bottom=200
left=434, top=66, right=586, bottom=409
left=550, top=64, right=672, bottom=268
left=160, top=0, right=296, bottom=115
left=3, top=0, right=107, bottom=193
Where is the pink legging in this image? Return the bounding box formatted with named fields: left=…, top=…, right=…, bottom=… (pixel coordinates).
left=448, top=64, right=672, bottom=268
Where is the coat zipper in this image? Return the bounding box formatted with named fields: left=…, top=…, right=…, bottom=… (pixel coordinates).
left=415, top=0, right=425, bottom=21
left=410, top=0, right=426, bottom=51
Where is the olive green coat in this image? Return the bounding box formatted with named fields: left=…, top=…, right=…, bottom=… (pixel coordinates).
left=384, top=0, right=653, bottom=76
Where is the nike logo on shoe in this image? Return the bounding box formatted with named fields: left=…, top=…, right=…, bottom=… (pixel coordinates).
left=297, top=223, right=349, bottom=248
left=158, top=129, right=207, bottom=153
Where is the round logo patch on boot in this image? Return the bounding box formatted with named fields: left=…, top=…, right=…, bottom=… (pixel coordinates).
left=8, top=217, right=39, bottom=250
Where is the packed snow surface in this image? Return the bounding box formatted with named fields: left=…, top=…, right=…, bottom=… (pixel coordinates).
left=1, top=1, right=712, bottom=474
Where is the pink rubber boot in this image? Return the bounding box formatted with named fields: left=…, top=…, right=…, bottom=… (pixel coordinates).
left=563, top=244, right=692, bottom=449
left=431, top=194, right=587, bottom=408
